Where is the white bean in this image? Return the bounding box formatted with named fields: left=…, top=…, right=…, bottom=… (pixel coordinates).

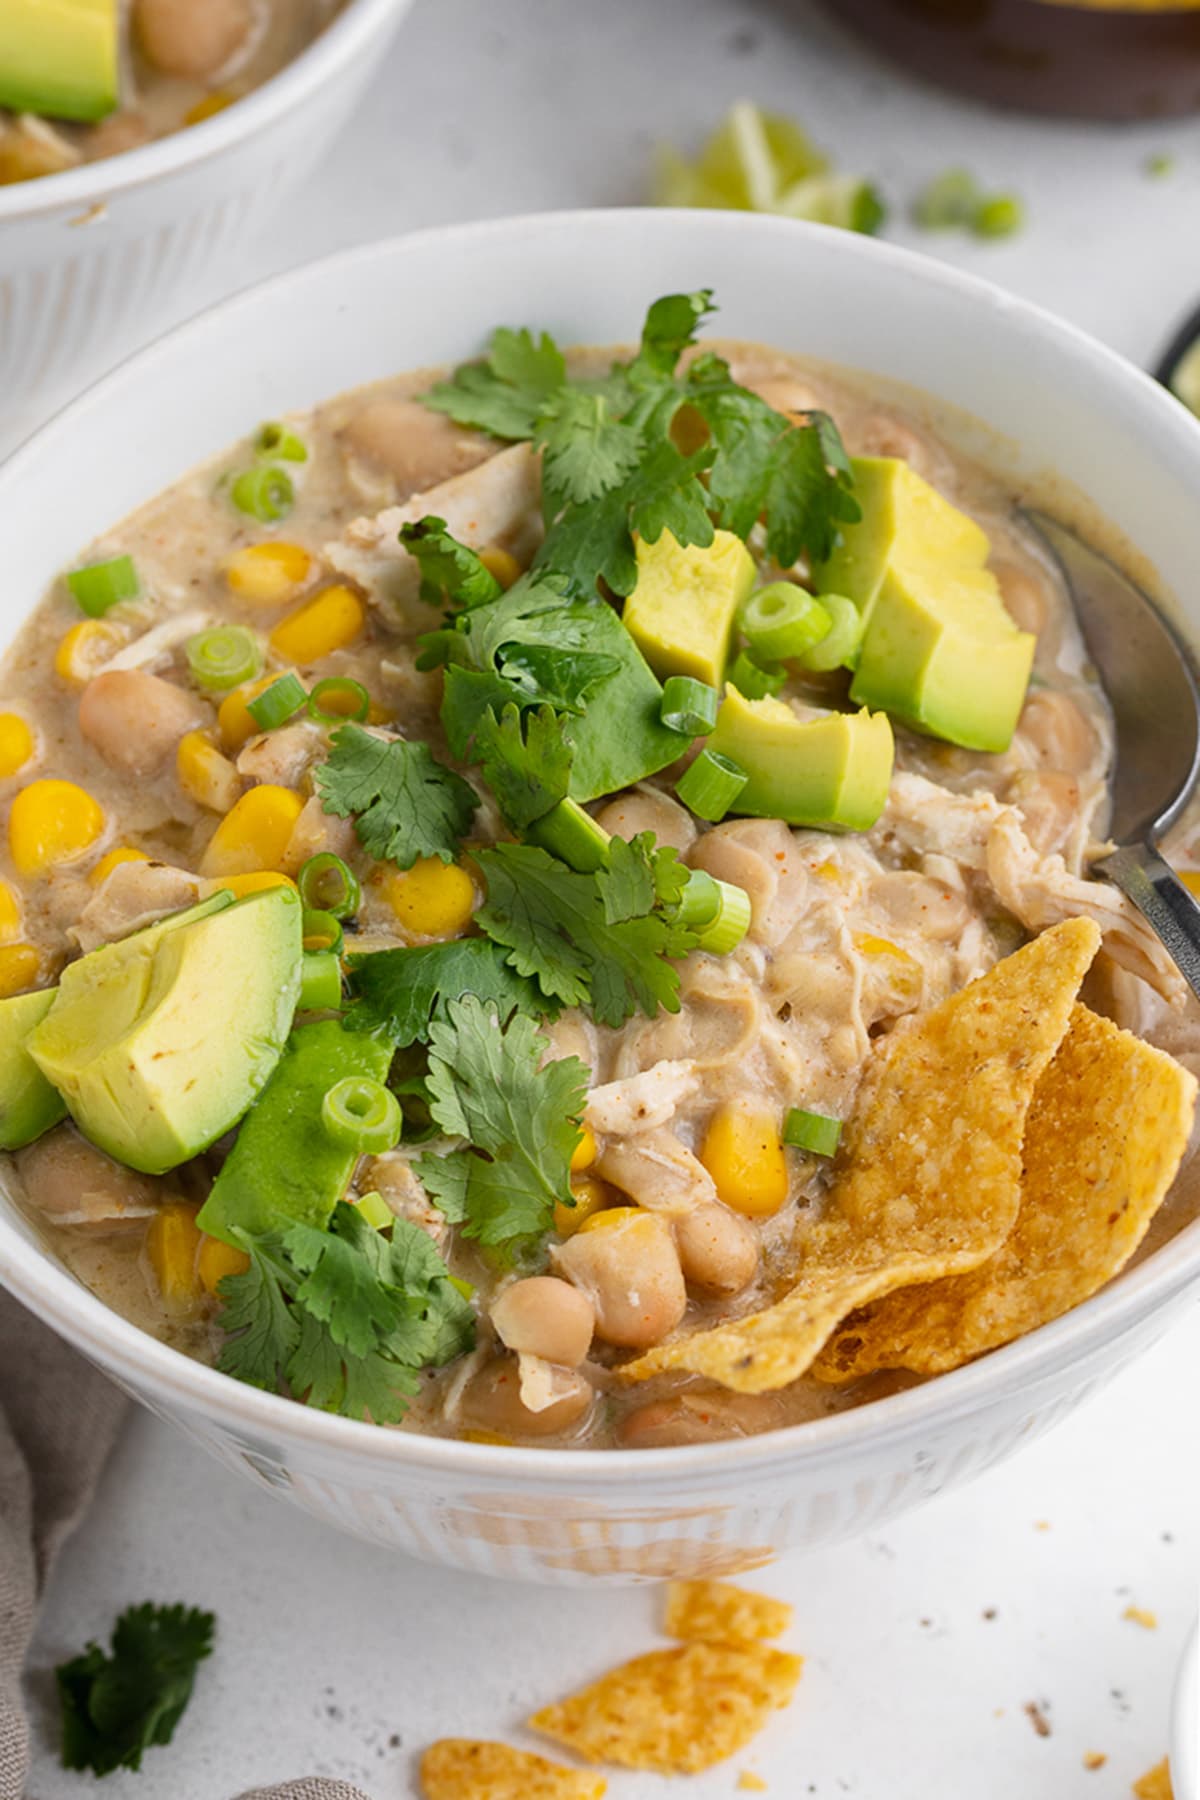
left=79, top=670, right=209, bottom=775
left=460, top=1356, right=592, bottom=1437
left=553, top=1211, right=686, bottom=1350
left=674, top=1202, right=759, bottom=1294
left=134, top=0, right=254, bottom=78
left=490, top=1277, right=595, bottom=1367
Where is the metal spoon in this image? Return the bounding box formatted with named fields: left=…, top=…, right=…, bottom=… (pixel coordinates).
left=1024, top=511, right=1200, bottom=1001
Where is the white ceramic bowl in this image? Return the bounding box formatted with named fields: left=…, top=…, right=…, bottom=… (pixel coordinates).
left=0, top=0, right=410, bottom=433
left=1174, top=1624, right=1198, bottom=1800
left=3, top=210, right=1200, bottom=1586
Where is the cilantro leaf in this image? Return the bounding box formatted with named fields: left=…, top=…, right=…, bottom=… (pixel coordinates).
left=57, top=1603, right=215, bottom=1776
left=315, top=724, right=477, bottom=869
left=424, top=326, right=566, bottom=438
left=215, top=1205, right=473, bottom=1422
left=473, top=703, right=573, bottom=829
left=536, top=388, right=643, bottom=505
left=398, top=516, right=503, bottom=609
left=632, top=288, right=715, bottom=378
left=475, top=837, right=699, bottom=1026
left=344, top=937, right=546, bottom=1045
left=536, top=439, right=715, bottom=598
left=416, top=996, right=587, bottom=1246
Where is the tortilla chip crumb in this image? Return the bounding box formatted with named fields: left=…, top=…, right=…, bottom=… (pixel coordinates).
left=529, top=1642, right=803, bottom=1773
left=1034, top=1521, right=1051, bottom=1532
left=419, top=1739, right=606, bottom=1799
left=1122, top=1605, right=1158, bottom=1630
left=1083, top=1751, right=1108, bottom=1771
left=1024, top=1701, right=1052, bottom=1738
left=665, top=1580, right=793, bottom=1646
left=738, top=1774, right=769, bottom=1792
left=1133, top=1758, right=1174, bottom=1800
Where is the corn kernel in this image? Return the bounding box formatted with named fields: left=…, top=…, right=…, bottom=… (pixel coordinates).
left=579, top=1204, right=644, bottom=1234
left=200, top=784, right=304, bottom=877
left=554, top=1173, right=616, bottom=1237
left=203, top=870, right=298, bottom=900
left=460, top=1429, right=516, bottom=1447
left=54, top=619, right=125, bottom=685
left=478, top=546, right=522, bottom=590
left=382, top=857, right=476, bottom=939
left=217, top=673, right=287, bottom=753
left=0, top=944, right=39, bottom=997
left=225, top=540, right=314, bottom=604
left=570, top=1125, right=598, bottom=1173
left=145, top=1204, right=203, bottom=1311
left=0, top=713, right=34, bottom=778
left=177, top=730, right=242, bottom=813
left=185, top=90, right=235, bottom=125
left=366, top=698, right=394, bottom=725
left=9, top=779, right=105, bottom=877
left=852, top=932, right=922, bottom=1001
left=700, top=1101, right=789, bottom=1218
left=0, top=880, right=20, bottom=943
left=89, top=845, right=150, bottom=886
left=197, top=1233, right=251, bottom=1296
left=269, top=583, right=364, bottom=664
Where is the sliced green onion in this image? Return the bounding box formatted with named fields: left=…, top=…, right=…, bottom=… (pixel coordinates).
left=246, top=671, right=307, bottom=731
left=231, top=464, right=295, bottom=522
left=298, top=852, right=360, bottom=919
left=66, top=554, right=139, bottom=618
left=677, top=868, right=721, bottom=931
left=255, top=421, right=308, bottom=463
left=972, top=193, right=1023, bottom=240
left=692, top=879, right=752, bottom=955
left=307, top=676, right=370, bottom=724
left=728, top=649, right=786, bottom=700
left=783, top=1106, right=843, bottom=1157
left=524, top=798, right=611, bottom=872
left=798, top=593, right=865, bottom=673
left=186, top=626, right=263, bottom=692
left=321, top=1077, right=402, bottom=1154
left=449, top=1274, right=475, bottom=1300
left=302, top=908, right=344, bottom=955
left=676, top=749, right=748, bottom=822
left=354, top=1188, right=394, bottom=1231
left=660, top=676, right=720, bottom=737
left=298, top=949, right=343, bottom=1013
left=742, top=584, right=832, bottom=662
left=912, top=167, right=980, bottom=230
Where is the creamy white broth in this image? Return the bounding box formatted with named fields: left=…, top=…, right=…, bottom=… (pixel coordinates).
left=0, top=0, right=343, bottom=184
left=5, top=342, right=1198, bottom=1450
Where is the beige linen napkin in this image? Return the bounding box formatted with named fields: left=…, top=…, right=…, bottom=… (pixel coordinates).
left=0, top=1289, right=374, bottom=1800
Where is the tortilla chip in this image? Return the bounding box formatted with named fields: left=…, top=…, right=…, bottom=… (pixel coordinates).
left=738, top=1774, right=769, bottom=1792
left=664, top=1579, right=792, bottom=1646
left=420, top=1739, right=606, bottom=1800
left=1133, top=1759, right=1174, bottom=1800
left=816, top=1006, right=1196, bottom=1379
left=621, top=917, right=1100, bottom=1392
left=529, top=1642, right=802, bottom=1773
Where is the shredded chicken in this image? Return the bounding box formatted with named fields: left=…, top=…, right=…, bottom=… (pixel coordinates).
left=70, top=859, right=203, bottom=953
left=327, top=442, right=543, bottom=623
left=584, top=1060, right=698, bottom=1135
left=595, top=1128, right=716, bottom=1216
left=236, top=719, right=326, bottom=789
left=99, top=610, right=214, bottom=673
left=517, top=1352, right=581, bottom=1414
left=359, top=1154, right=446, bottom=1244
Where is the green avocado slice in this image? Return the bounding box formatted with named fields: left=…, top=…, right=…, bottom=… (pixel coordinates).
left=0, top=0, right=119, bottom=124
left=708, top=685, right=895, bottom=832
left=29, top=886, right=302, bottom=1175
left=196, top=1019, right=394, bottom=1244
left=0, top=989, right=67, bottom=1151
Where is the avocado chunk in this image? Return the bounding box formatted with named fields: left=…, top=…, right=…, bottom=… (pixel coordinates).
left=815, top=456, right=1035, bottom=753
left=0, top=0, right=119, bottom=124
left=29, top=886, right=302, bottom=1175
left=623, top=529, right=756, bottom=687
left=708, top=685, right=894, bottom=831
left=196, top=1019, right=394, bottom=1244
left=0, top=989, right=67, bottom=1151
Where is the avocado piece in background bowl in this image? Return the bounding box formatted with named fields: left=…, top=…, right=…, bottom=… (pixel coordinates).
left=0, top=0, right=119, bottom=125
left=29, top=885, right=302, bottom=1175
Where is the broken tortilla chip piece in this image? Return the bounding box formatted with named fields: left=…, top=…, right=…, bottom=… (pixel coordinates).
left=419, top=1739, right=606, bottom=1800
left=665, top=1579, right=793, bottom=1646
left=620, top=916, right=1101, bottom=1393
left=1133, top=1759, right=1175, bottom=1800
left=529, top=1641, right=802, bottom=1774
left=815, top=1005, right=1196, bottom=1380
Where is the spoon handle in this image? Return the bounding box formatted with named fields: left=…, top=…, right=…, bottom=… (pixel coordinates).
left=1096, top=840, right=1200, bottom=1003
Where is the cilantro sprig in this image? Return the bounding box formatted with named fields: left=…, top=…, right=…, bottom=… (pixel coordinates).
left=345, top=937, right=547, bottom=1045
left=215, top=1203, right=474, bottom=1422
left=57, top=1603, right=215, bottom=1776
left=315, top=723, right=478, bottom=869
left=474, top=834, right=697, bottom=1027
left=416, top=995, right=588, bottom=1246
left=425, top=288, right=859, bottom=595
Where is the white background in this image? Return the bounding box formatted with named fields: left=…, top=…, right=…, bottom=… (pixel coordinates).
left=17, top=1, right=1200, bottom=1795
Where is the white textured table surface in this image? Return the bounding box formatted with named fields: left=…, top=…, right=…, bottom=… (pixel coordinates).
left=15, top=1, right=1200, bottom=1794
